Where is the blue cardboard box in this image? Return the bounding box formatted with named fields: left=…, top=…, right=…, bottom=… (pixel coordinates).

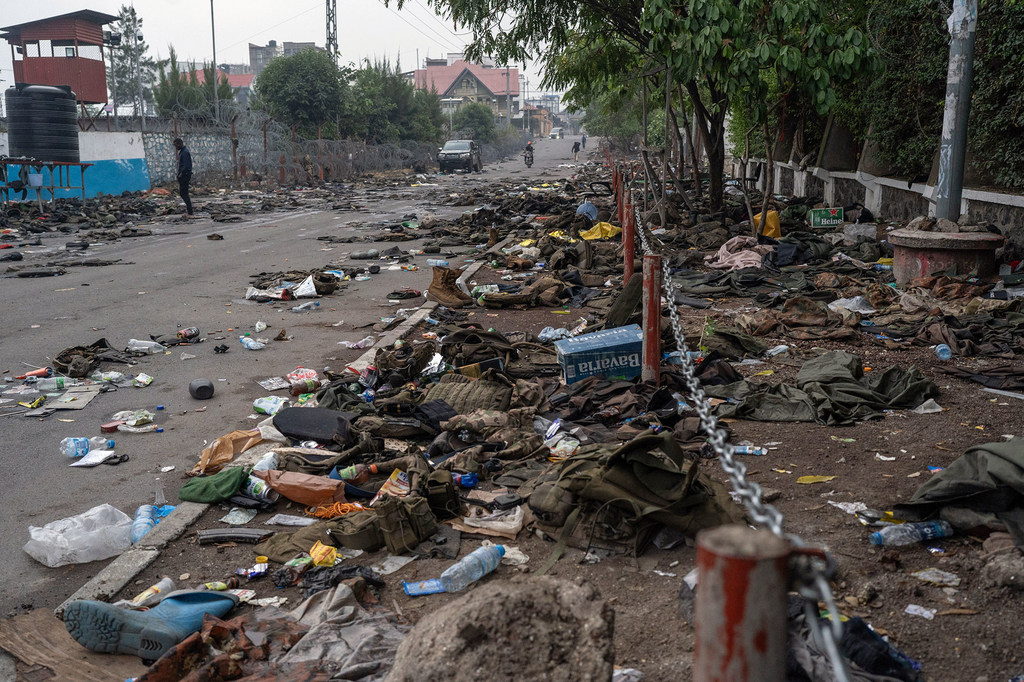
left=554, top=324, right=644, bottom=384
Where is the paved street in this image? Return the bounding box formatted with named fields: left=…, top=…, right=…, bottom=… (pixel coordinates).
left=0, top=135, right=584, bottom=615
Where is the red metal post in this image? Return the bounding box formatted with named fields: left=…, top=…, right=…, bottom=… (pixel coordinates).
left=641, top=253, right=661, bottom=383
left=623, top=199, right=635, bottom=284
left=695, top=525, right=788, bottom=682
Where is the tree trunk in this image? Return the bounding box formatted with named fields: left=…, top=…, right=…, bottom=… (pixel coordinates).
left=759, top=120, right=774, bottom=229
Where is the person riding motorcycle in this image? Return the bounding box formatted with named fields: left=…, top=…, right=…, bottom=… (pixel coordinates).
left=524, top=141, right=535, bottom=167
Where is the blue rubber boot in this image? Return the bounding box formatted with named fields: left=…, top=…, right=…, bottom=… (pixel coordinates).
left=64, top=590, right=239, bottom=660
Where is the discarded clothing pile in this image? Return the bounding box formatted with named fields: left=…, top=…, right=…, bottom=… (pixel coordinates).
left=704, top=350, right=939, bottom=425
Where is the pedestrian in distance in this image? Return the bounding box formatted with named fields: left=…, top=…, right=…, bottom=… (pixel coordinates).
left=173, top=137, right=194, bottom=218
left=581, top=133, right=587, bottom=149
left=572, top=140, right=581, bottom=161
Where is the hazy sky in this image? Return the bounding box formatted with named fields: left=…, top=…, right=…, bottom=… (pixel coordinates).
left=0, top=1, right=552, bottom=98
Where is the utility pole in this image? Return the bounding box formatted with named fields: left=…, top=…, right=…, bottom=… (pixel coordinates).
left=210, top=0, right=220, bottom=122
left=934, top=0, right=977, bottom=221
left=326, top=0, right=338, bottom=61
left=505, top=66, right=511, bottom=126
left=135, top=29, right=145, bottom=132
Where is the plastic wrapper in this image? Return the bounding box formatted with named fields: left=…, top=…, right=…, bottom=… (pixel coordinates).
left=24, top=503, right=132, bottom=567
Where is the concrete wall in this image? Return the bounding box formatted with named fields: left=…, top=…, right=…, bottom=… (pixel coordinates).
left=0, top=131, right=150, bottom=199
left=142, top=132, right=236, bottom=186
left=731, top=158, right=1024, bottom=247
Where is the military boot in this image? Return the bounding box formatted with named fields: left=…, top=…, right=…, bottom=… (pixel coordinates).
left=426, top=266, right=470, bottom=308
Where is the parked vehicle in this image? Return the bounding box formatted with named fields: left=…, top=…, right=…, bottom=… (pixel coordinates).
left=549, top=127, right=564, bottom=139
left=438, top=139, right=482, bottom=173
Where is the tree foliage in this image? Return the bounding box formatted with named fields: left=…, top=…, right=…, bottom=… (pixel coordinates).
left=452, top=101, right=496, bottom=141
left=252, top=49, right=348, bottom=138
left=153, top=46, right=234, bottom=118
left=107, top=5, right=161, bottom=115
left=347, top=60, right=444, bottom=143
left=858, top=0, right=1024, bottom=187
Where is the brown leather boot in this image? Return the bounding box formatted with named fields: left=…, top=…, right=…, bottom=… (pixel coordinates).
left=426, top=266, right=469, bottom=308
left=443, top=267, right=474, bottom=304
left=486, top=227, right=500, bottom=249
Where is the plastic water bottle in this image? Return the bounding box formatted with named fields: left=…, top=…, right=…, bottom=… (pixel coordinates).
left=869, top=520, right=953, bottom=546
left=131, top=504, right=157, bottom=543
left=291, top=301, right=320, bottom=312
left=935, top=344, right=952, bottom=361
left=426, top=259, right=450, bottom=267
left=126, top=339, right=166, bottom=354
left=33, top=377, right=80, bottom=391
left=239, top=336, right=265, bottom=350
left=60, top=436, right=115, bottom=458
left=440, top=545, right=505, bottom=592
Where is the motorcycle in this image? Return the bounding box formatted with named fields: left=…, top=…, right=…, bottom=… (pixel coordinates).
left=524, top=149, right=534, bottom=168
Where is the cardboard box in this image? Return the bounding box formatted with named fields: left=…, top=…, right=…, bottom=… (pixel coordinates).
left=554, top=324, right=643, bottom=384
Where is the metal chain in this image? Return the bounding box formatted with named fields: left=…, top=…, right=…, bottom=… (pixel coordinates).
left=626, top=183, right=851, bottom=682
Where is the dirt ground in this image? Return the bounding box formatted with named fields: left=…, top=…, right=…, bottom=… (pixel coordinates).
left=12, top=154, right=1022, bottom=680
left=112, top=289, right=1024, bottom=682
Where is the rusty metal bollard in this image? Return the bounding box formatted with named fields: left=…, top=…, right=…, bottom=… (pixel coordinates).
left=641, top=253, right=661, bottom=383
left=695, top=525, right=790, bottom=682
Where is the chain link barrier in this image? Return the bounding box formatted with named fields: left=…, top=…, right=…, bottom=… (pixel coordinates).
left=625, top=172, right=851, bottom=682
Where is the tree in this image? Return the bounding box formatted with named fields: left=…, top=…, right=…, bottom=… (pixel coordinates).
left=347, top=60, right=444, bottom=143
left=252, top=49, right=349, bottom=138
left=153, top=46, right=234, bottom=118
left=642, top=0, right=874, bottom=213
left=107, top=5, right=160, bottom=116
left=400, top=0, right=873, bottom=211
left=452, top=102, right=496, bottom=141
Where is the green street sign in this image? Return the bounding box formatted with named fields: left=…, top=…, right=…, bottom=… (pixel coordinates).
left=810, top=207, right=844, bottom=227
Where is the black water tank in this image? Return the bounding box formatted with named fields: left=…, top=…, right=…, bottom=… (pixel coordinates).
left=5, top=83, right=80, bottom=162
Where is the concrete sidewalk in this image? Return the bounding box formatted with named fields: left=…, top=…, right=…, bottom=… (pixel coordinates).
left=52, top=249, right=508, bottom=619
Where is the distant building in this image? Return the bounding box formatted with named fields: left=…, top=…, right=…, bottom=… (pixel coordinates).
left=190, top=69, right=256, bottom=108
left=248, top=40, right=323, bottom=76
left=0, top=9, right=118, bottom=105
left=411, top=56, right=518, bottom=121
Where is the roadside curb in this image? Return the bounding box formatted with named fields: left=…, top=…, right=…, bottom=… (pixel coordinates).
left=54, top=443, right=279, bottom=619
left=54, top=244, right=514, bottom=619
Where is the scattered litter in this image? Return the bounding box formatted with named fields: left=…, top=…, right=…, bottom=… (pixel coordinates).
left=911, top=568, right=960, bottom=587
left=875, top=453, right=896, bottom=461
left=372, top=554, right=416, bottom=576
left=220, top=508, right=258, bottom=525
left=265, top=513, right=317, bottom=526
left=797, top=475, right=836, bottom=484
left=258, top=377, right=290, bottom=391
left=653, top=570, right=677, bottom=577
left=827, top=501, right=868, bottom=515
left=912, top=399, right=943, bottom=415
left=904, top=604, right=936, bottom=620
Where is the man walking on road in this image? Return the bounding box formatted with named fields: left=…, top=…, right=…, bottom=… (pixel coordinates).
left=581, top=133, right=587, bottom=149
left=572, top=140, right=581, bottom=161
left=173, top=137, right=194, bottom=217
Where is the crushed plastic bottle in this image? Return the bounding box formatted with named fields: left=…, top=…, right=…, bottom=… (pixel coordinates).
left=60, top=436, right=115, bottom=458
left=869, top=520, right=953, bottom=546
left=240, top=336, right=265, bottom=350
left=935, top=344, right=952, bottom=361
left=440, top=546, right=505, bottom=592
left=291, top=301, right=321, bottom=312
left=126, top=339, right=166, bottom=354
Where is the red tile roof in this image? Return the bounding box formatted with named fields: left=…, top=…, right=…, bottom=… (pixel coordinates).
left=190, top=69, right=255, bottom=89
left=413, top=60, right=519, bottom=97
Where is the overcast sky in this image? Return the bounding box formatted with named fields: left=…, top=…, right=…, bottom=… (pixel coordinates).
left=0, top=1, right=553, bottom=99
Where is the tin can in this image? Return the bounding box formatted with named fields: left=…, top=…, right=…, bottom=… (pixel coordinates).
left=177, top=327, right=201, bottom=340
left=244, top=475, right=280, bottom=502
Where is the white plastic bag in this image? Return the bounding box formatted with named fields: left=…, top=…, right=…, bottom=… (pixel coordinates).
left=24, top=504, right=132, bottom=567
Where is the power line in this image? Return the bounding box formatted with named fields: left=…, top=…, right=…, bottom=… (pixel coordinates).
left=374, top=0, right=461, bottom=53
left=219, top=1, right=325, bottom=54
left=408, top=0, right=472, bottom=42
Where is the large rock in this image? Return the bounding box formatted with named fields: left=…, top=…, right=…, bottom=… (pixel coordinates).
left=387, top=576, right=615, bottom=682
left=934, top=218, right=960, bottom=233
left=906, top=216, right=935, bottom=232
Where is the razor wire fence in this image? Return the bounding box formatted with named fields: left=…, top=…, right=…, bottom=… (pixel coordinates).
left=112, top=102, right=448, bottom=186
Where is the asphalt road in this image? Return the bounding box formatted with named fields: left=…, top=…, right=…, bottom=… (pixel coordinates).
left=0, top=135, right=585, bottom=615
